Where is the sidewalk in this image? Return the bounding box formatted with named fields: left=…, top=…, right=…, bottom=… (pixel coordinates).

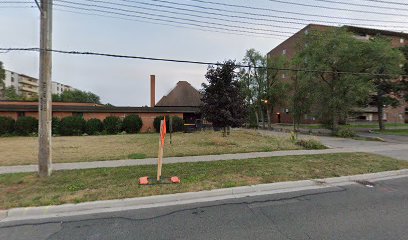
left=2, top=142, right=408, bottom=175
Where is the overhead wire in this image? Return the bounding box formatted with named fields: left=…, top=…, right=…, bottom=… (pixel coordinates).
left=1, top=47, right=406, bottom=77
left=362, top=0, right=408, bottom=6
left=266, top=0, right=408, bottom=17
left=184, top=0, right=407, bottom=24
left=312, top=0, right=408, bottom=11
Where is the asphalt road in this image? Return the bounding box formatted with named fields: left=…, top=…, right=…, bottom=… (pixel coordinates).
left=1, top=176, right=408, bottom=240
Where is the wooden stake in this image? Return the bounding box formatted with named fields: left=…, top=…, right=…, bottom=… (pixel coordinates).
left=157, top=120, right=164, bottom=181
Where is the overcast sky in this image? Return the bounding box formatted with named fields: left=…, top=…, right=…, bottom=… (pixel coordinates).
left=1, top=0, right=407, bottom=106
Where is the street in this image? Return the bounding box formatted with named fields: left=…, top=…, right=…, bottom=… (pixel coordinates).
left=1, top=176, right=408, bottom=240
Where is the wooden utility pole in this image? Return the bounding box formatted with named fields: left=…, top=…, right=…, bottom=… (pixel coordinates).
left=38, top=0, right=53, bottom=177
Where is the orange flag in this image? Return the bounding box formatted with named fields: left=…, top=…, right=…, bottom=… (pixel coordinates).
left=160, top=117, right=167, bottom=146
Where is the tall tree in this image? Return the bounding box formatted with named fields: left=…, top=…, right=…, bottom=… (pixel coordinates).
left=53, top=89, right=101, bottom=104
left=4, top=86, right=23, bottom=100
left=399, top=45, right=408, bottom=102
left=0, top=61, right=5, bottom=99
left=295, top=28, right=372, bottom=132
left=201, top=60, right=247, bottom=136
left=241, top=49, right=267, bottom=128
left=365, top=37, right=405, bottom=130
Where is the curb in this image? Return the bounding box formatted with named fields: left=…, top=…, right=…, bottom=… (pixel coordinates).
left=1, top=169, right=408, bottom=224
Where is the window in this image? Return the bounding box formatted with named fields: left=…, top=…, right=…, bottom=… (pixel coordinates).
left=11, top=77, right=14, bottom=82
left=17, top=112, right=25, bottom=118
left=282, top=49, right=286, bottom=55
left=57, top=87, right=59, bottom=91
left=401, top=38, right=405, bottom=44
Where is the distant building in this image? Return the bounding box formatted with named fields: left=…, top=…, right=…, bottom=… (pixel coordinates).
left=0, top=75, right=202, bottom=133
left=2, top=69, right=77, bottom=99
left=267, top=24, right=408, bottom=124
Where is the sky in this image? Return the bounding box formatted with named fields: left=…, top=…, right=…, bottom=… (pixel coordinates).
left=1, top=0, right=407, bottom=106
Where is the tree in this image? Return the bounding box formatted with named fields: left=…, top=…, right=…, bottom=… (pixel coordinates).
left=201, top=60, right=247, bottom=136
left=399, top=45, right=408, bottom=102
left=53, top=89, right=101, bottom=104
left=241, top=49, right=266, bottom=129
left=295, top=28, right=372, bottom=132
left=4, top=86, right=23, bottom=100
left=365, top=37, right=405, bottom=130
left=0, top=61, right=5, bottom=92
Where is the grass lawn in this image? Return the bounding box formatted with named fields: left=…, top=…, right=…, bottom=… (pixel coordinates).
left=276, top=123, right=408, bottom=130
left=373, top=129, right=408, bottom=136
left=1, top=153, right=407, bottom=209
left=0, top=130, right=302, bottom=166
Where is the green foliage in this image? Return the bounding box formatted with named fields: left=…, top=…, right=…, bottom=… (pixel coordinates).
left=295, top=139, right=326, bottom=149
left=85, top=118, right=103, bottom=135
left=60, top=116, right=86, bottom=136
left=293, top=28, right=373, bottom=131
left=365, top=37, right=405, bottom=130
left=4, top=86, right=23, bottom=100
left=53, top=89, right=101, bottom=104
left=335, top=128, right=356, bottom=138
left=15, top=117, right=38, bottom=136
left=0, top=61, right=4, bottom=90
left=201, top=60, right=248, bottom=132
left=122, top=114, right=143, bottom=133
left=171, top=116, right=184, bottom=132
left=153, top=115, right=184, bottom=133
left=0, top=116, right=15, bottom=135
left=52, top=117, right=61, bottom=135
left=103, top=116, right=122, bottom=134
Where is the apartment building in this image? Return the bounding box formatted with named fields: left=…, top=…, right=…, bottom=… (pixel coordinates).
left=2, top=69, right=76, bottom=99
left=267, top=24, right=408, bottom=124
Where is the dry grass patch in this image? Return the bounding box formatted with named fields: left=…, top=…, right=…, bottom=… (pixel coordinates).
left=0, top=130, right=301, bottom=166
left=1, top=153, right=407, bottom=209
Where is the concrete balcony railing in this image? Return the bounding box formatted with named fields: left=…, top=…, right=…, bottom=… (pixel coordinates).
left=19, top=85, right=38, bottom=93
left=19, top=78, right=39, bottom=87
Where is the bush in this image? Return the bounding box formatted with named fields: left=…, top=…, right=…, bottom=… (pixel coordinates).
left=0, top=116, right=15, bottom=135
left=103, top=116, right=122, bottom=134
left=122, top=114, right=143, bottom=133
left=335, top=128, right=356, bottom=138
left=85, top=118, right=103, bottom=135
left=295, top=139, right=326, bottom=149
left=60, top=116, right=86, bottom=136
left=52, top=117, right=61, bottom=135
left=153, top=116, right=184, bottom=133
left=15, top=116, right=38, bottom=136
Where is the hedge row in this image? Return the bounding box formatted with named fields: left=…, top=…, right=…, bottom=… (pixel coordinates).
left=0, top=116, right=38, bottom=136
left=0, top=115, right=184, bottom=136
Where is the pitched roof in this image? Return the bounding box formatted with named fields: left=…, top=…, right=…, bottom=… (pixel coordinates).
left=155, top=81, right=202, bottom=107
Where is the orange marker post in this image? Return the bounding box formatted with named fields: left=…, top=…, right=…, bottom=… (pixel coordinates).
left=157, top=118, right=167, bottom=181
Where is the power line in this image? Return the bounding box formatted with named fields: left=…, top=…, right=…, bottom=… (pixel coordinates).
left=56, top=0, right=295, bottom=35
left=136, top=0, right=408, bottom=30
left=362, top=0, right=408, bottom=6
left=79, top=0, right=301, bottom=31
left=54, top=7, right=285, bottom=39
left=312, top=0, right=408, bottom=11
left=1, top=47, right=406, bottom=77
left=266, top=0, right=408, bottom=18
left=181, top=0, right=408, bottom=24
left=54, top=3, right=292, bottom=38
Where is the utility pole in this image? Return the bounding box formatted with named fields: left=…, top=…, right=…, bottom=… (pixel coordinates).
left=38, top=0, right=53, bottom=177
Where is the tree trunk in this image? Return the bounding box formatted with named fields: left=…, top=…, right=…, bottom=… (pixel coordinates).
left=332, top=110, right=339, bottom=134
left=255, top=111, right=259, bottom=129
left=223, top=127, right=227, bottom=137
left=266, top=106, right=271, bottom=130
left=377, top=99, right=385, bottom=131
left=260, top=108, right=265, bottom=129
left=227, top=126, right=231, bottom=135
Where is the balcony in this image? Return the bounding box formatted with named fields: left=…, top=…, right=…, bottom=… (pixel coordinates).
left=19, top=78, right=39, bottom=87
left=19, top=85, right=38, bottom=93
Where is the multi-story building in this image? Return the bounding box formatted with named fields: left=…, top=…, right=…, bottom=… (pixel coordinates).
left=267, top=24, right=408, bottom=124
left=2, top=69, right=77, bottom=99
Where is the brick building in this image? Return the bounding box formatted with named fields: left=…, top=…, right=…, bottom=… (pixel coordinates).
left=0, top=76, right=202, bottom=132
left=267, top=24, right=408, bottom=124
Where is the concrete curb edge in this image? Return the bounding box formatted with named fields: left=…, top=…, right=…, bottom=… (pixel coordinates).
left=1, top=169, right=408, bottom=224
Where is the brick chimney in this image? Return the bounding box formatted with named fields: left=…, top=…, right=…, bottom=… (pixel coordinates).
left=150, top=75, right=155, bottom=107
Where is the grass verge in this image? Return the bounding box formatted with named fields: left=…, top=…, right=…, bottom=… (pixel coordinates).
left=372, top=129, right=408, bottom=136
left=0, top=130, right=302, bottom=166
left=1, top=153, right=407, bottom=209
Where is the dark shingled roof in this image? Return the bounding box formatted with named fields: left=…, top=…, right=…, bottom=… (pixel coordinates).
left=155, top=81, right=202, bottom=107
